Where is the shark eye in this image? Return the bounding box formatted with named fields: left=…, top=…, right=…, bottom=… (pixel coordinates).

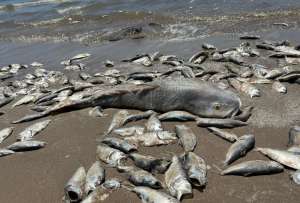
left=213, top=103, right=221, bottom=110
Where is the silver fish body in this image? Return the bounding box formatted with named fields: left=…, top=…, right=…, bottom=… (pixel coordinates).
left=272, top=81, right=287, bottom=94
left=221, top=160, right=284, bottom=176
left=0, top=127, right=13, bottom=144
left=106, top=110, right=129, bottom=135
left=101, top=137, right=137, bottom=153
left=85, top=161, right=105, bottom=194
left=175, top=125, right=197, bottom=152
left=65, top=166, right=86, bottom=202
left=129, top=153, right=170, bottom=173
left=7, top=140, right=46, bottom=151
left=207, top=127, right=238, bottom=143
left=165, top=156, right=192, bottom=200
left=113, top=126, right=144, bottom=137
left=0, top=148, right=15, bottom=157
left=96, top=144, right=127, bottom=167
left=17, top=119, right=51, bottom=141
left=290, top=170, right=300, bottom=185
left=196, top=118, right=247, bottom=128
left=145, top=114, right=163, bottom=132
left=125, top=131, right=176, bottom=147
left=158, top=111, right=197, bottom=121
left=224, top=134, right=255, bottom=165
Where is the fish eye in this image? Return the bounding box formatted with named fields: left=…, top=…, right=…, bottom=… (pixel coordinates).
left=213, top=103, right=221, bottom=110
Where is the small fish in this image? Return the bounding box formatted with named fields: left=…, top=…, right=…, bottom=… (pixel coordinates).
left=125, top=131, right=176, bottom=147
left=221, top=160, right=284, bottom=176
left=65, top=166, right=86, bottom=202
left=113, top=126, right=145, bottom=137
left=257, top=148, right=300, bottom=170
left=165, top=156, right=192, bottom=200
left=12, top=93, right=42, bottom=108
left=175, top=125, right=197, bottom=152
left=117, top=165, right=162, bottom=189
left=0, top=127, right=13, bottom=144
left=180, top=152, right=207, bottom=187
left=290, top=170, right=300, bottom=185
left=7, top=140, right=46, bottom=152
left=102, top=179, right=121, bottom=190
left=79, top=72, right=91, bottom=81
left=272, top=81, right=287, bottom=94
left=264, top=69, right=285, bottom=79
left=129, top=152, right=171, bottom=173
left=224, top=134, right=255, bottom=165
left=145, top=114, right=163, bottom=132
left=96, top=144, right=127, bottom=167
left=133, top=56, right=152, bottom=67
left=104, top=60, right=114, bottom=67
left=288, top=126, right=300, bottom=146
left=105, top=110, right=129, bottom=135
left=207, top=127, right=238, bottom=143
left=158, top=111, right=197, bottom=121
left=101, top=137, right=137, bottom=153
left=0, top=149, right=15, bottom=157
left=241, top=82, right=260, bottom=98
left=17, top=119, right=51, bottom=141
left=81, top=187, right=110, bottom=203
left=196, top=118, right=247, bottom=128
left=85, top=161, right=105, bottom=194
left=128, top=186, right=180, bottom=203
left=123, top=110, right=155, bottom=125
left=71, top=53, right=91, bottom=62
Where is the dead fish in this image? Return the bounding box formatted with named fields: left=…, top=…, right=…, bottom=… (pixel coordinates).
left=125, top=131, right=176, bottom=147
left=17, top=119, right=51, bottom=141
left=272, top=81, right=287, bottom=94
left=102, top=179, right=121, bottom=190
left=65, top=166, right=86, bottom=202
left=175, top=125, right=197, bottom=152
left=0, top=127, right=13, bottom=144
left=101, top=137, right=137, bottom=153
left=81, top=187, right=110, bottom=203
left=145, top=114, right=163, bottom=132
left=123, top=110, right=155, bottom=125
left=12, top=93, right=42, bottom=108
left=277, top=73, right=300, bottom=82
left=207, top=127, right=238, bottom=143
left=165, top=156, right=192, bottom=200
left=89, top=106, right=104, bottom=117
left=188, top=51, right=208, bottom=64
left=180, top=152, right=207, bottom=187
left=240, top=35, right=260, bottom=40
left=105, top=110, right=129, bottom=135
left=202, top=43, right=216, bottom=50
left=96, top=144, right=127, bottom=167
left=224, top=134, right=255, bottom=165
left=7, top=140, right=46, bottom=151
left=221, top=160, right=284, bottom=176
left=30, top=61, right=43, bottom=67
left=127, top=186, right=180, bottom=203
left=85, top=161, right=105, bottom=194
left=0, top=148, right=15, bottom=157
left=113, top=126, right=145, bottom=137
left=264, top=69, right=285, bottom=79
left=288, top=126, right=300, bottom=146
left=133, top=56, right=152, bottom=67
left=79, top=72, right=91, bottom=81
left=196, top=118, right=247, bottom=128
left=104, top=60, right=114, bottom=67
left=290, top=170, right=300, bottom=185
left=129, top=152, right=171, bottom=173
left=158, top=111, right=197, bottom=121
left=117, top=165, right=162, bottom=189
left=71, top=53, right=91, bottom=62
left=257, top=148, right=300, bottom=170
left=233, top=106, right=253, bottom=122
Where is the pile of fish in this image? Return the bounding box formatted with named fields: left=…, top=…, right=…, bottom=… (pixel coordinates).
left=0, top=36, right=300, bottom=202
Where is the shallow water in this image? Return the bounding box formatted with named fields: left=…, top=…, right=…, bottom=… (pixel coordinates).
left=0, top=0, right=300, bottom=43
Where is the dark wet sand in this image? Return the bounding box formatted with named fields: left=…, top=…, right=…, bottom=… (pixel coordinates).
left=0, top=28, right=300, bottom=202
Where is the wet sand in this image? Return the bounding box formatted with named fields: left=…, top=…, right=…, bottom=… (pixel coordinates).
left=0, top=25, right=300, bottom=203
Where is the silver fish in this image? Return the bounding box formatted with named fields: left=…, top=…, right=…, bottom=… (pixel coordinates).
left=180, top=152, right=207, bottom=187
left=12, top=93, right=42, bottom=108
left=158, top=111, right=197, bottom=121
left=129, top=186, right=180, bottom=203
left=65, top=166, right=86, bottom=202
left=224, top=134, right=255, bottom=165
left=125, top=131, right=176, bottom=147
left=257, top=148, right=300, bottom=170
left=175, top=125, right=197, bottom=152
left=7, top=140, right=46, bottom=151
left=81, top=187, right=110, bottom=203
left=117, top=165, right=162, bottom=189
left=207, top=127, right=238, bottom=143
left=165, top=156, right=192, bottom=200
left=113, top=126, right=145, bottom=137
left=196, top=118, right=247, bottom=128
left=221, top=160, right=284, bottom=176
left=0, top=127, right=13, bottom=144
left=17, top=119, right=51, bottom=141
left=288, top=126, right=300, bottom=146
left=96, top=144, right=127, bottom=167
left=101, top=137, right=137, bottom=153
left=102, top=179, right=121, bottom=190
left=145, top=114, right=163, bottom=132
left=240, top=82, right=260, bottom=98
left=129, top=152, right=171, bottom=173
left=85, top=161, right=105, bottom=195
left=0, top=148, right=15, bottom=157
left=123, top=110, right=155, bottom=125
left=272, top=81, right=287, bottom=94
left=105, top=110, right=129, bottom=135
